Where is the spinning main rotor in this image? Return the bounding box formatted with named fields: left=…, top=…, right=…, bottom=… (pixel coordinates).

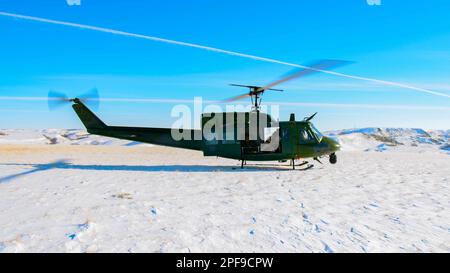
left=226, top=59, right=351, bottom=110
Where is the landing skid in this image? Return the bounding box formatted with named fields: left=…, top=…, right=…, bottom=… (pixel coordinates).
left=293, top=160, right=314, bottom=171
left=297, top=161, right=309, bottom=167
left=237, top=160, right=314, bottom=171
left=297, top=164, right=314, bottom=171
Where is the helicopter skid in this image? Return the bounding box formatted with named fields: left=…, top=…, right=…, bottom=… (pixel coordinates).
left=237, top=161, right=314, bottom=171
left=296, top=161, right=309, bottom=167
left=297, top=164, right=314, bottom=171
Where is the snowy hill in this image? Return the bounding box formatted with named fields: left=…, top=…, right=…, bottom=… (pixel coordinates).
left=0, top=128, right=448, bottom=154
left=0, top=129, right=149, bottom=147
left=327, top=128, right=450, bottom=154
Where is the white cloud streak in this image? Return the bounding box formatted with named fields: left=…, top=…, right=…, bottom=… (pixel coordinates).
left=1, top=11, right=450, bottom=99
left=0, top=96, right=449, bottom=111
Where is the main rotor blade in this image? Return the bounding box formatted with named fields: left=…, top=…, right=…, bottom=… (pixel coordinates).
left=224, top=93, right=251, bottom=103
left=229, top=84, right=259, bottom=89
left=266, top=88, right=284, bottom=92
left=229, top=84, right=283, bottom=92
left=257, top=59, right=352, bottom=92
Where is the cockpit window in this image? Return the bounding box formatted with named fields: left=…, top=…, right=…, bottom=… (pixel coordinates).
left=299, top=128, right=316, bottom=144
left=310, top=124, right=323, bottom=142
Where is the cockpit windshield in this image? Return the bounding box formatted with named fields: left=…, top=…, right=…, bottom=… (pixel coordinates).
left=310, top=124, right=323, bottom=142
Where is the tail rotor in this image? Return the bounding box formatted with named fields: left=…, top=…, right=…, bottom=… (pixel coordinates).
left=48, top=90, right=71, bottom=111
left=78, top=88, right=100, bottom=111
left=47, top=88, right=100, bottom=111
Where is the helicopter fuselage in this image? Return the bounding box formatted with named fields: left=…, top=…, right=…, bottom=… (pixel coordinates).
left=202, top=119, right=340, bottom=162
left=72, top=100, right=340, bottom=165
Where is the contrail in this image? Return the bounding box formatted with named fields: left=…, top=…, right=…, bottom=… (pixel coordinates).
left=1, top=11, right=449, bottom=99
left=0, top=96, right=449, bottom=111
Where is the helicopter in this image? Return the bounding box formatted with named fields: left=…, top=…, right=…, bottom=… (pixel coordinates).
left=50, top=59, right=345, bottom=170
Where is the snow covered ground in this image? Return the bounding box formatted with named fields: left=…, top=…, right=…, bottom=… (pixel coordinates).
left=0, top=128, right=449, bottom=252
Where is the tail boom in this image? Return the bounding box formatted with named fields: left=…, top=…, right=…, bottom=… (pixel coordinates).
left=72, top=99, right=202, bottom=151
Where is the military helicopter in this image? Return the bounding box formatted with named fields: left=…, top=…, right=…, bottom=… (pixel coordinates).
left=49, top=59, right=345, bottom=170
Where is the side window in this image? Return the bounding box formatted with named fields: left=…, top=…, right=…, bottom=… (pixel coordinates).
left=282, top=128, right=290, bottom=140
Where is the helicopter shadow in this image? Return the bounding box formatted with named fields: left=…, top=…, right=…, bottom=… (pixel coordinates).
left=0, top=160, right=299, bottom=183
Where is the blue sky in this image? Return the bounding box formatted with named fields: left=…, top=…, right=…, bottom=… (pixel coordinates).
left=0, top=0, right=449, bottom=130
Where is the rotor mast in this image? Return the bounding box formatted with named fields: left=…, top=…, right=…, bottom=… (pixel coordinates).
left=251, top=88, right=260, bottom=110
left=228, top=84, right=283, bottom=111
left=224, top=59, right=352, bottom=109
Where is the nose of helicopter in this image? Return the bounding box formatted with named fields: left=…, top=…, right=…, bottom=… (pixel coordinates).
left=330, top=139, right=341, bottom=152
left=324, top=136, right=341, bottom=152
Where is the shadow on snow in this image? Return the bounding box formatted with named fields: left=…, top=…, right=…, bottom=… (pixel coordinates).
left=0, top=160, right=300, bottom=183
